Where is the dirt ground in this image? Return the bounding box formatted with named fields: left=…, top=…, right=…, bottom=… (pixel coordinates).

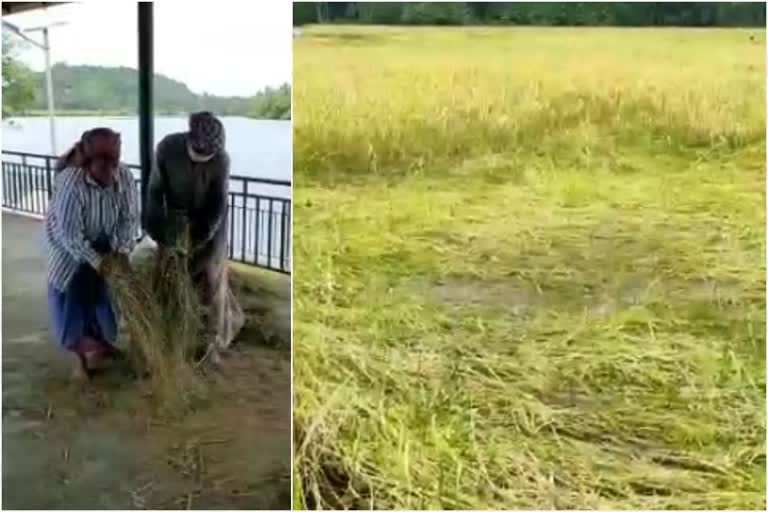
left=2, top=214, right=291, bottom=510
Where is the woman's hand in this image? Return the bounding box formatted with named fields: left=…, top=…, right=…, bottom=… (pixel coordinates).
left=98, top=253, right=131, bottom=278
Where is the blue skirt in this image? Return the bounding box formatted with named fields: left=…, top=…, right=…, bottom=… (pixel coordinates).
left=47, top=264, right=118, bottom=352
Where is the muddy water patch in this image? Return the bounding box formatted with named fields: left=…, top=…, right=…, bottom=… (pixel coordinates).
left=432, top=279, right=537, bottom=316
left=422, top=274, right=684, bottom=318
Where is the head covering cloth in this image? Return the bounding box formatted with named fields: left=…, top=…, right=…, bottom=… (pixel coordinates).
left=55, top=128, right=121, bottom=173
left=187, top=111, right=225, bottom=159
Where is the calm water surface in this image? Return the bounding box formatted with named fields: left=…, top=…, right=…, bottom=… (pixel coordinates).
left=2, top=116, right=291, bottom=196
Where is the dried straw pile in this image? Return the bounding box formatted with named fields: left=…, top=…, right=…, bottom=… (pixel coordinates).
left=106, top=228, right=205, bottom=409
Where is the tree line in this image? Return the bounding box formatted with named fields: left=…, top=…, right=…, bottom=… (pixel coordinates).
left=2, top=37, right=290, bottom=120
left=30, top=64, right=291, bottom=120
left=294, top=2, right=767, bottom=27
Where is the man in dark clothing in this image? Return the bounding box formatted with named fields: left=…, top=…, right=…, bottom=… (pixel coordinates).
left=145, top=112, right=243, bottom=362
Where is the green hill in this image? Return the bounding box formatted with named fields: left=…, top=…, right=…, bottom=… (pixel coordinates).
left=28, top=63, right=289, bottom=119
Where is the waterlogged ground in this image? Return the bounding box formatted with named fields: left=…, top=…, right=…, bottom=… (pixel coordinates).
left=293, top=27, right=766, bottom=509
left=2, top=214, right=291, bottom=510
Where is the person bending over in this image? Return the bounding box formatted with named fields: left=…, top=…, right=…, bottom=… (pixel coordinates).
left=145, top=112, right=244, bottom=364
left=45, top=128, right=139, bottom=379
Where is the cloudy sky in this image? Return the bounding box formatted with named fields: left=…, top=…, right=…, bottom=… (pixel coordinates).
left=5, top=1, right=292, bottom=97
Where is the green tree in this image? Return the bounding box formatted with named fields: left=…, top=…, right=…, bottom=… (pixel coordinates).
left=401, top=2, right=471, bottom=25
left=250, top=83, right=291, bottom=120
left=294, top=2, right=766, bottom=27
left=358, top=2, right=406, bottom=23
left=294, top=2, right=318, bottom=25
left=2, top=34, right=35, bottom=117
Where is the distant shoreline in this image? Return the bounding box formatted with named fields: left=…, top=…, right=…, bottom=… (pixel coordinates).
left=17, top=111, right=136, bottom=119
left=6, top=112, right=290, bottom=121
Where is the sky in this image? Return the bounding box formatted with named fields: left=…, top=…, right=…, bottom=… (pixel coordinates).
left=5, top=0, right=292, bottom=97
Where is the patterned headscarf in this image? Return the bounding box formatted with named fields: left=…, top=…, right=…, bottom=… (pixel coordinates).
left=187, top=111, right=225, bottom=160
left=56, top=128, right=121, bottom=172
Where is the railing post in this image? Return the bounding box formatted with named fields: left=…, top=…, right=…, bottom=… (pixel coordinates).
left=241, top=181, right=248, bottom=261
left=13, top=163, right=20, bottom=210
left=25, top=161, right=33, bottom=212
left=8, top=162, right=18, bottom=208
left=20, top=155, right=27, bottom=210
left=255, top=197, right=261, bottom=266
left=45, top=156, right=53, bottom=202
left=228, top=194, right=235, bottom=259
left=32, top=164, right=39, bottom=214
left=267, top=199, right=274, bottom=269
left=1, top=162, right=7, bottom=208
left=280, top=200, right=288, bottom=272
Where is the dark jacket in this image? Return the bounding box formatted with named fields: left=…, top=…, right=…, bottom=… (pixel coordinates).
left=145, top=132, right=229, bottom=266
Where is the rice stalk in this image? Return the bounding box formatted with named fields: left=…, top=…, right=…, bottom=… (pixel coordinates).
left=106, top=224, right=205, bottom=411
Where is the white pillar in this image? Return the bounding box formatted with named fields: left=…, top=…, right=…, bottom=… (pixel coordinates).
left=43, top=27, right=57, bottom=154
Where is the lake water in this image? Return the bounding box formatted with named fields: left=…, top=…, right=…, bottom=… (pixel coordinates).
left=2, top=116, right=292, bottom=196
left=2, top=116, right=292, bottom=269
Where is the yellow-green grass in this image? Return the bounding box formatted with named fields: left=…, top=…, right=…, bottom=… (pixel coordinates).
left=293, top=26, right=766, bottom=509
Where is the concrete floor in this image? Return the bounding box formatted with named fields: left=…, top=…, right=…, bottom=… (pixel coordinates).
left=1, top=213, right=292, bottom=510
left=2, top=213, right=48, bottom=342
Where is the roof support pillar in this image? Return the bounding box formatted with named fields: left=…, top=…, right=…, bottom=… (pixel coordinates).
left=138, top=1, right=153, bottom=230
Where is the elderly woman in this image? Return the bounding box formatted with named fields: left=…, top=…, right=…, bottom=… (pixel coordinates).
left=45, top=128, right=139, bottom=379
left=145, top=112, right=243, bottom=364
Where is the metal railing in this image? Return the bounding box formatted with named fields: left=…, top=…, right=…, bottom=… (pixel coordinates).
left=1, top=150, right=291, bottom=274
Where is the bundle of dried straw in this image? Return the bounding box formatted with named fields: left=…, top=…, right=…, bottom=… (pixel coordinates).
left=105, top=227, right=205, bottom=409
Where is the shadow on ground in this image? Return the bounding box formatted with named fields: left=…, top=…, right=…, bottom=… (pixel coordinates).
left=2, top=214, right=291, bottom=510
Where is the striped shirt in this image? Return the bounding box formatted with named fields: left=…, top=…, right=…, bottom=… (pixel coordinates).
left=45, top=164, right=139, bottom=292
